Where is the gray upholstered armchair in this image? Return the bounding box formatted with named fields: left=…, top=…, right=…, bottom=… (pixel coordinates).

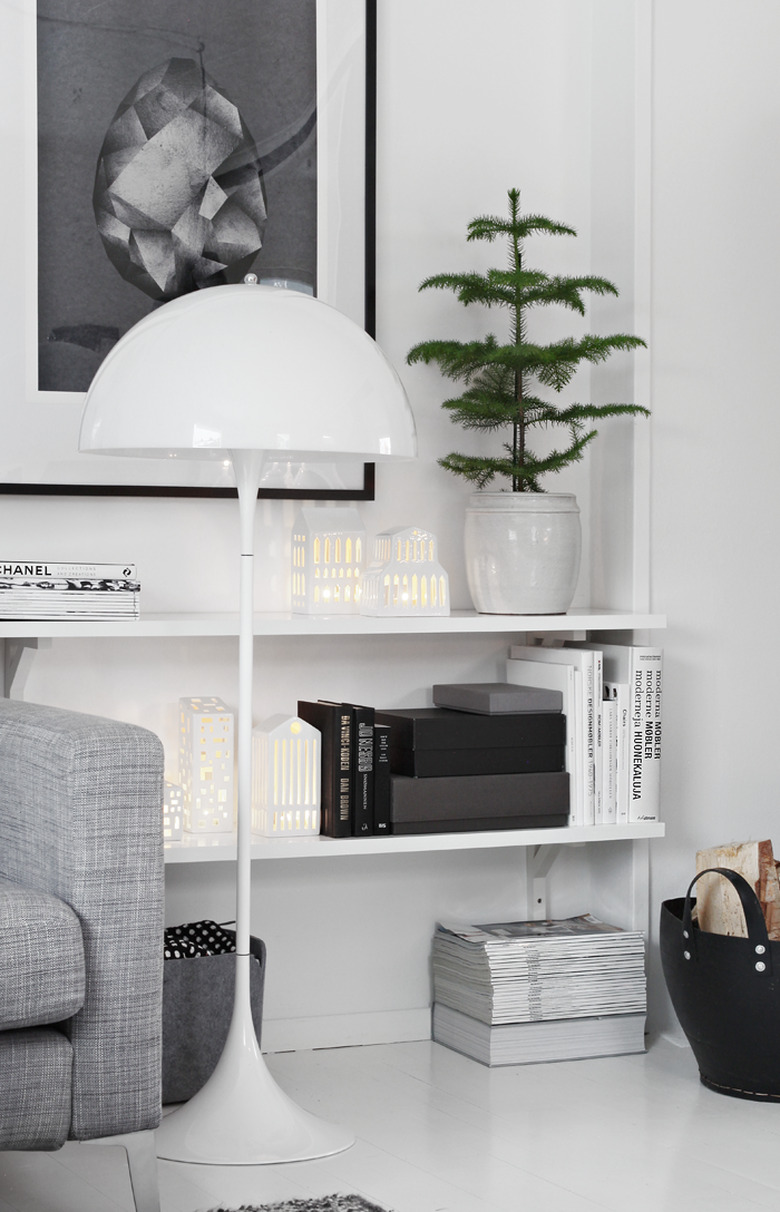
left=0, top=698, right=165, bottom=1212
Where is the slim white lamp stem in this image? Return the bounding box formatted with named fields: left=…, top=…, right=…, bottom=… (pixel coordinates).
left=155, top=450, right=354, bottom=1165
left=235, top=448, right=263, bottom=959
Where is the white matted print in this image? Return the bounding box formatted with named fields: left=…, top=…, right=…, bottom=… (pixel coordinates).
left=0, top=0, right=373, bottom=496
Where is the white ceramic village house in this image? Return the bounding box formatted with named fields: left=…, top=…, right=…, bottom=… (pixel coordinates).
left=361, top=525, right=449, bottom=616
left=251, top=713, right=321, bottom=837
left=178, top=696, right=235, bottom=833
left=290, top=506, right=366, bottom=614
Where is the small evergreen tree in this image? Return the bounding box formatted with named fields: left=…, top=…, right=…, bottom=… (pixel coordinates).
left=407, top=188, right=648, bottom=492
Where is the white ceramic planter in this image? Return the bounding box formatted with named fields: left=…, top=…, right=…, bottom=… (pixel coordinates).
left=464, top=491, right=581, bottom=615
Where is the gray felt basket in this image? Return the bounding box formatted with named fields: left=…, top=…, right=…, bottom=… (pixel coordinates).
left=162, top=929, right=266, bottom=1103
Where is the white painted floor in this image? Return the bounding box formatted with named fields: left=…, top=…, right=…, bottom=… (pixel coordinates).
left=1, top=1036, right=779, bottom=1212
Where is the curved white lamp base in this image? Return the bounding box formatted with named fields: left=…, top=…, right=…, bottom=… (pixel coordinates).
left=155, top=975, right=354, bottom=1165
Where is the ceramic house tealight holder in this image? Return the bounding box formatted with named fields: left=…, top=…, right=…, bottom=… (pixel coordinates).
left=163, top=780, right=183, bottom=842
left=361, top=526, right=450, bottom=616
left=251, top=714, right=321, bottom=837
left=291, top=506, right=365, bottom=614
left=178, top=696, right=235, bottom=833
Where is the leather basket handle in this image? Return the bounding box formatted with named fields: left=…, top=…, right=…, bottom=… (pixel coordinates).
left=682, top=867, right=772, bottom=975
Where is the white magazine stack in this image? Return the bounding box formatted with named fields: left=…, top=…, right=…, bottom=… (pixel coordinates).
left=0, top=562, right=140, bottom=620
left=432, top=914, right=646, bottom=1067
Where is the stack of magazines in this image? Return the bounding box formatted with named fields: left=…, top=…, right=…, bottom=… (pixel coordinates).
left=0, top=562, right=140, bottom=620
left=432, top=914, right=646, bottom=1067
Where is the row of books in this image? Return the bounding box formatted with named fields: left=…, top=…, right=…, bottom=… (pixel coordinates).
left=298, top=699, right=391, bottom=837
left=0, top=561, right=140, bottom=620
left=506, top=641, right=662, bottom=827
left=431, top=914, right=647, bottom=1066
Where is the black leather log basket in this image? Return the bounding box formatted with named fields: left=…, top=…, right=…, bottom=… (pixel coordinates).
left=660, top=866, right=780, bottom=1100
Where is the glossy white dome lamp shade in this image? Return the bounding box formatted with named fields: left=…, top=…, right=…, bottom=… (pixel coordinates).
left=80, top=282, right=417, bottom=1166
left=79, top=282, right=417, bottom=461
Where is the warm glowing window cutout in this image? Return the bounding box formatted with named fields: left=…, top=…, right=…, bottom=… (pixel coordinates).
left=163, top=780, right=183, bottom=842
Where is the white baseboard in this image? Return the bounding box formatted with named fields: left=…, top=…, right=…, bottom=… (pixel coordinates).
left=262, top=1006, right=432, bottom=1053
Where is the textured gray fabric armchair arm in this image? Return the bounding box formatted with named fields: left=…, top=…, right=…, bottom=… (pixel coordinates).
left=0, top=698, right=165, bottom=1208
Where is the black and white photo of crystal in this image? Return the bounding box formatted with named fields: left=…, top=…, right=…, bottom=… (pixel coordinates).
left=37, top=0, right=317, bottom=393
left=93, top=57, right=268, bottom=301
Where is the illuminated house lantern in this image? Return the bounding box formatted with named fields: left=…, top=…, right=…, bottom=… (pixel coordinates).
left=251, top=714, right=321, bottom=837
left=361, top=526, right=450, bottom=616
left=178, top=696, right=235, bottom=833
left=163, top=780, right=183, bottom=841
left=291, top=507, right=365, bottom=614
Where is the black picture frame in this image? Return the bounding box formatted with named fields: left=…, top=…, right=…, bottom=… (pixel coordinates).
left=0, top=0, right=377, bottom=501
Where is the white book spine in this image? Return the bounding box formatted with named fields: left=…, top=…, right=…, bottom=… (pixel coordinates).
left=580, top=653, right=596, bottom=826
left=601, top=698, right=617, bottom=825
left=605, top=681, right=630, bottom=824
left=628, top=650, right=662, bottom=823
left=592, top=652, right=603, bottom=825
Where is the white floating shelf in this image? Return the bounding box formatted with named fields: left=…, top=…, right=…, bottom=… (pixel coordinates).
left=0, top=607, right=666, bottom=640
left=164, top=821, right=666, bottom=863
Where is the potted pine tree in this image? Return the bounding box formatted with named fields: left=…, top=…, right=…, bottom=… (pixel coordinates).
left=407, top=188, right=648, bottom=614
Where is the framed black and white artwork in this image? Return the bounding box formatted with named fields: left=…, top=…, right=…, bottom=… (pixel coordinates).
left=0, top=0, right=376, bottom=498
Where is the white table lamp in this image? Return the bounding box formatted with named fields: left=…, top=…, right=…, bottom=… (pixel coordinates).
left=79, top=281, right=417, bottom=1166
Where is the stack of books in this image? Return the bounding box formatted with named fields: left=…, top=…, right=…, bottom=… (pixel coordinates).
left=506, top=642, right=663, bottom=826
left=432, top=914, right=647, bottom=1066
left=0, top=561, right=140, bottom=620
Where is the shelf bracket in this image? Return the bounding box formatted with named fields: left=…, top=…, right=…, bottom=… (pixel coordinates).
left=1, top=638, right=49, bottom=699
left=525, top=844, right=562, bottom=919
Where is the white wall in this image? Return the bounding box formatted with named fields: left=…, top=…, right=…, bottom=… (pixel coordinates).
left=6, top=0, right=774, bottom=1047
left=648, top=0, right=780, bottom=1032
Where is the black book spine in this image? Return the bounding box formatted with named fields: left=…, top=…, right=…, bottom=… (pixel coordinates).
left=335, top=707, right=352, bottom=836
left=318, top=700, right=356, bottom=836
left=297, top=700, right=352, bottom=837
left=373, top=723, right=391, bottom=835
left=351, top=705, right=375, bottom=836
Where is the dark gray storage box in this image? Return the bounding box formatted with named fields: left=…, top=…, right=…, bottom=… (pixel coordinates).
left=389, top=770, right=569, bottom=834
left=162, top=930, right=266, bottom=1103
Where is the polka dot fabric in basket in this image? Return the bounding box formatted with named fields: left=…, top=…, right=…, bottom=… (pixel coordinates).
left=204, top=1198, right=390, bottom=1212
left=163, top=920, right=237, bottom=960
